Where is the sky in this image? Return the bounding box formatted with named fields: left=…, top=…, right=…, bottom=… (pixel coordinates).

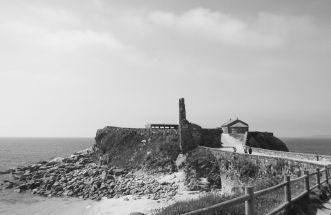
left=0, top=0, right=330, bottom=137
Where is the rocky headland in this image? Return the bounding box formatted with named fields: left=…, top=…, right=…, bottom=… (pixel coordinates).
left=0, top=127, right=289, bottom=208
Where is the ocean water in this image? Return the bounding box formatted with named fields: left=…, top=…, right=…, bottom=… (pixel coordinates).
left=0, top=138, right=94, bottom=215
left=0, top=137, right=93, bottom=172
left=281, top=137, right=331, bottom=156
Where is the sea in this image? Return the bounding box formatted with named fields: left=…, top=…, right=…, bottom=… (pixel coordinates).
left=0, top=138, right=94, bottom=215
left=0, top=137, right=93, bottom=172
left=0, top=137, right=331, bottom=215
left=280, top=137, right=331, bottom=156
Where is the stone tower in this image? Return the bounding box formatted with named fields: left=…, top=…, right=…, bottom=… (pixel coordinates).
left=178, top=98, right=200, bottom=153
left=179, top=98, right=187, bottom=124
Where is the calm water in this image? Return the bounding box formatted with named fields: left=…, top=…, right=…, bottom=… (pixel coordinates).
left=281, top=137, right=331, bottom=156
left=0, top=138, right=95, bottom=215
left=0, top=137, right=93, bottom=172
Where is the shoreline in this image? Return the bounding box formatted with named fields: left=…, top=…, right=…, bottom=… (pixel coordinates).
left=0, top=147, right=205, bottom=215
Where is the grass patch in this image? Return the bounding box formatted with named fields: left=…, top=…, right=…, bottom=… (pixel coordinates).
left=153, top=177, right=284, bottom=215
left=152, top=192, right=244, bottom=215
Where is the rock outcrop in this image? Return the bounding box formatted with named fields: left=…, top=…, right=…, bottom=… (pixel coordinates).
left=247, top=131, right=289, bottom=152
left=94, top=126, right=180, bottom=173
left=0, top=149, right=178, bottom=201
left=184, top=148, right=222, bottom=191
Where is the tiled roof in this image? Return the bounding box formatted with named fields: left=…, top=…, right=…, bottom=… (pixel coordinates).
left=221, top=118, right=235, bottom=127
left=230, top=122, right=248, bottom=128
left=221, top=118, right=248, bottom=127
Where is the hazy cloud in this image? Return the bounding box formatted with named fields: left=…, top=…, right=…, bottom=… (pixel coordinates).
left=0, top=1, right=330, bottom=137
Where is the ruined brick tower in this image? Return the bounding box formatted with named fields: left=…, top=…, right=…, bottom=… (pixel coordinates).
left=179, top=98, right=187, bottom=125
left=179, top=98, right=199, bottom=153
left=178, top=98, right=185, bottom=152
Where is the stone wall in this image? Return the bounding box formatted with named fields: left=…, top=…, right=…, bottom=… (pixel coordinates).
left=251, top=147, right=331, bottom=163
left=204, top=147, right=329, bottom=194
left=206, top=147, right=327, bottom=176
left=178, top=98, right=222, bottom=153
left=95, top=126, right=178, bottom=153
left=200, top=129, right=223, bottom=148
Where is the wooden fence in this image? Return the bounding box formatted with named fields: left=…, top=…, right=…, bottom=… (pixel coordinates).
left=182, top=166, right=330, bottom=215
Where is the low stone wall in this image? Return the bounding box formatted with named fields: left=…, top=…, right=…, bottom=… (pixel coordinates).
left=205, top=147, right=328, bottom=176
left=250, top=147, right=331, bottom=163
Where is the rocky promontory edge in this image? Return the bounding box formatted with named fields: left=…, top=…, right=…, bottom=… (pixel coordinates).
left=0, top=149, right=178, bottom=201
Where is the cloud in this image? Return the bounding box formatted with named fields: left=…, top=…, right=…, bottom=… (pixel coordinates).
left=147, top=8, right=313, bottom=48
left=39, top=29, right=124, bottom=51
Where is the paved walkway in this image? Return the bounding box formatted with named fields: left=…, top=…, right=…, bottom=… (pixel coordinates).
left=219, top=134, right=331, bottom=166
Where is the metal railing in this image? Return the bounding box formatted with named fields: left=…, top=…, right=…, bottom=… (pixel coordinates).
left=182, top=166, right=330, bottom=215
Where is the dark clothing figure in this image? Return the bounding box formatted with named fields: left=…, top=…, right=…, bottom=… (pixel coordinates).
left=244, top=148, right=247, bottom=154
left=248, top=147, right=252, bottom=154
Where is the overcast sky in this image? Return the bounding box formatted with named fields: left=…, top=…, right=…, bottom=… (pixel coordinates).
left=0, top=0, right=330, bottom=137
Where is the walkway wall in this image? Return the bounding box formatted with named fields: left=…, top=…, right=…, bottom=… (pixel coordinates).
left=251, top=147, right=331, bottom=163
left=204, top=147, right=327, bottom=178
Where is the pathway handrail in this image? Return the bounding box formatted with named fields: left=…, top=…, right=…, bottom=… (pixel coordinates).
left=254, top=181, right=287, bottom=198
left=289, top=175, right=306, bottom=183
left=183, top=164, right=331, bottom=215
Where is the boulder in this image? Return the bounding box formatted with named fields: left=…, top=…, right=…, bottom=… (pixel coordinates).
left=14, top=188, right=21, bottom=193
left=18, top=184, right=28, bottom=191
left=49, top=157, right=64, bottom=163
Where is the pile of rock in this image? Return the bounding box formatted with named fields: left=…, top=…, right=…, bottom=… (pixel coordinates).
left=1, top=151, right=178, bottom=201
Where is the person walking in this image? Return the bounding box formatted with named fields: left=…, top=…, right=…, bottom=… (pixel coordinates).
left=248, top=147, right=252, bottom=154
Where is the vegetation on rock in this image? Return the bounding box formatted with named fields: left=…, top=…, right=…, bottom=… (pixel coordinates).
left=184, top=148, right=221, bottom=191
left=94, top=126, right=180, bottom=173
left=247, top=132, right=289, bottom=152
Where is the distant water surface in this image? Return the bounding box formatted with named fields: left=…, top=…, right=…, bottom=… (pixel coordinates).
left=281, top=137, right=331, bottom=156
left=0, top=137, right=93, bottom=172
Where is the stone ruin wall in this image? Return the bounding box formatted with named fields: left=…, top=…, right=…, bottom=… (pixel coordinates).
left=94, top=126, right=179, bottom=154
left=95, top=98, right=222, bottom=155
left=95, top=126, right=178, bottom=141
left=178, top=98, right=222, bottom=153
